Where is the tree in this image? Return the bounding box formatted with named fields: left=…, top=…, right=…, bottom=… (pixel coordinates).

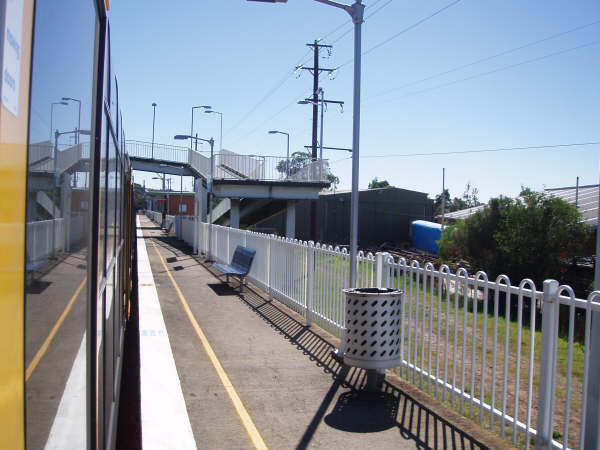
left=368, top=177, right=391, bottom=189
left=439, top=189, right=590, bottom=285
left=434, top=189, right=450, bottom=216
left=462, top=182, right=480, bottom=208
left=276, top=151, right=339, bottom=189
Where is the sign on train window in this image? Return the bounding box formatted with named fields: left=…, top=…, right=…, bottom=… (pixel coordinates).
left=2, top=0, right=24, bottom=116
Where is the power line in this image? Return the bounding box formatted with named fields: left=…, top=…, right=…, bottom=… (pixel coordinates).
left=336, top=0, right=463, bottom=70
left=362, top=141, right=600, bottom=159
left=368, top=39, right=600, bottom=106
left=227, top=89, right=313, bottom=147
left=328, top=140, right=599, bottom=164
left=365, top=19, right=600, bottom=102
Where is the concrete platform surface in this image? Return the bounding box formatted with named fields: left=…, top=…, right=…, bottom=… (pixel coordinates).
left=137, top=215, right=511, bottom=450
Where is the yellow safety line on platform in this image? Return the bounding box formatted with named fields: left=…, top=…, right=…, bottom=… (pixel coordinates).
left=26, top=277, right=86, bottom=381
left=150, top=239, right=268, bottom=450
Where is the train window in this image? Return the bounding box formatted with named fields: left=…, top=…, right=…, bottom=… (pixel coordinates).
left=24, top=0, right=96, bottom=447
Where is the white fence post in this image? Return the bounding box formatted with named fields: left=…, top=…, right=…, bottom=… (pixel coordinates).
left=267, top=235, right=272, bottom=300
left=375, top=252, right=390, bottom=288
left=536, top=279, right=559, bottom=450
left=306, top=242, right=315, bottom=327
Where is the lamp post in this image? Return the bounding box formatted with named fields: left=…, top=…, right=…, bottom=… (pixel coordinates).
left=50, top=101, right=68, bottom=142
left=191, top=105, right=212, bottom=151
left=53, top=128, right=91, bottom=257
left=250, top=0, right=363, bottom=289
left=268, top=130, right=290, bottom=177
left=62, top=97, right=81, bottom=144
left=175, top=134, right=215, bottom=261
left=151, top=102, right=157, bottom=159
left=204, top=110, right=223, bottom=154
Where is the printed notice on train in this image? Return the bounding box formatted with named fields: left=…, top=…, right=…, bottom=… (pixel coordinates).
left=2, top=0, right=24, bottom=117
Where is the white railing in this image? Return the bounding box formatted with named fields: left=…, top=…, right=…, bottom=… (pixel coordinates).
left=184, top=220, right=599, bottom=450
left=26, top=219, right=65, bottom=262
left=164, top=215, right=175, bottom=231
left=145, top=210, right=162, bottom=225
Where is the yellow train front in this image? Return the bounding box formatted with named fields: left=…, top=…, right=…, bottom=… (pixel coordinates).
left=0, top=1, right=137, bottom=448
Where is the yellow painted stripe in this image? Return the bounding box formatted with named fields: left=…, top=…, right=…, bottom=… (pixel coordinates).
left=25, top=278, right=86, bottom=381
left=150, top=239, right=268, bottom=450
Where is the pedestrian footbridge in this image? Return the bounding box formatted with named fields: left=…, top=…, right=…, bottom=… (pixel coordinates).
left=126, top=140, right=330, bottom=237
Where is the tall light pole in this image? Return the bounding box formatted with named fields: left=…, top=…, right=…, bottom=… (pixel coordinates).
left=175, top=134, right=215, bottom=261
left=53, top=128, right=91, bottom=257
left=205, top=110, right=223, bottom=153
left=248, top=0, right=364, bottom=363
left=62, top=97, right=81, bottom=144
left=50, top=101, right=68, bottom=142
left=151, top=102, right=157, bottom=159
left=268, top=130, right=290, bottom=177
left=191, top=105, right=212, bottom=151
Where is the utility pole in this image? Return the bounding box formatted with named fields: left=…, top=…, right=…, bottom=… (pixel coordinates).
left=299, top=40, right=335, bottom=241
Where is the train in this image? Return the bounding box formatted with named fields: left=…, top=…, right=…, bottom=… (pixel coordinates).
left=0, top=0, right=137, bottom=448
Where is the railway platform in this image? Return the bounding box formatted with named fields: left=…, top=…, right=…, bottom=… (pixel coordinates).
left=131, top=214, right=510, bottom=450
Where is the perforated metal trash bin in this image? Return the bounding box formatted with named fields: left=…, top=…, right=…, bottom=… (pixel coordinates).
left=343, top=287, right=403, bottom=370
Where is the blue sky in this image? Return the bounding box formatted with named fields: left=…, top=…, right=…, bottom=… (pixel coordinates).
left=109, top=0, right=599, bottom=201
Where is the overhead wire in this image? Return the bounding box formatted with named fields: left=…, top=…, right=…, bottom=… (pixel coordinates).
left=226, top=1, right=391, bottom=140
left=335, top=0, right=463, bottom=70
left=368, top=39, right=600, bottom=106
left=365, top=19, right=600, bottom=102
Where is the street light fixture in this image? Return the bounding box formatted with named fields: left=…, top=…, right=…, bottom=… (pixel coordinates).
left=52, top=128, right=91, bottom=257
left=62, top=97, right=81, bottom=144
left=250, top=0, right=363, bottom=290
left=268, top=130, right=290, bottom=177
left=248, top=0, right=364, bottom=362
left=191, top=105, right=212, bottom=151
left=175, top=134, right=215, bottom=261
left=50, top=101, right=68, bottom=142
left=204, top=110, right=223, bottom=154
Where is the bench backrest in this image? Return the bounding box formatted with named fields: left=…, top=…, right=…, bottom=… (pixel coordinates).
left=230, top=245, right=256, bottom=275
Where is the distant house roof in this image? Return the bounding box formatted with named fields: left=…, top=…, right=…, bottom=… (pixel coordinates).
left=435, top=184, right=599, bottom=228
left=545, top=184, right=598, bottom=228
left=437, top=204, right=486, bottom=221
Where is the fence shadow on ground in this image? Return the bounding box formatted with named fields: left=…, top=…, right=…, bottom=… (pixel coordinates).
left=151, top=231, right=490, bottom=450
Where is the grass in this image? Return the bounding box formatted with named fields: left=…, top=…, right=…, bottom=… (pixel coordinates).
left=269, top=252, right=586, bottom=448
left=388, top=272, right=585, bottom=449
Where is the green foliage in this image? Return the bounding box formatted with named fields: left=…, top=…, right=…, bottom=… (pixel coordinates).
left=276, top=151, right=339, bottom=189
left=434, top=183, right=482, bottom=216
left=368, top=177, right=391, bottom=189
left=439, top=190, right=590, bottom=284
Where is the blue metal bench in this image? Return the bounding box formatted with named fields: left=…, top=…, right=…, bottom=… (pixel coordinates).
left=213, top=245, right=256, bottom=292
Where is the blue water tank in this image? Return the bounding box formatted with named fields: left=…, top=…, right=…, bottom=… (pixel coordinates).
left=411, top=220, right=442, bottom=253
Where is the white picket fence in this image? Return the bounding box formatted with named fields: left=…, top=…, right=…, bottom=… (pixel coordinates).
left=145, top=210, right=162, bottom=225
left=26, top=219, right=65, bottom=262
left=172, top=216, right=598, bottom=449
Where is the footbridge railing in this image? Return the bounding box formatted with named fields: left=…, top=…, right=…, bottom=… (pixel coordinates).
left=126, top=140, right=330, bottom=183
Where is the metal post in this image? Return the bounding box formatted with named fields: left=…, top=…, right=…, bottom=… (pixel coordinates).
left=441, top=168, right=446, bottom=230
left=319, top=88, right=324, bottom=162
left=584, top=174, right=600, bottom=449
left=151, top=102, right=157, bottom=159
left=536, top=279, right=559, bottom=450
left=52, top=130, right=59, bottom=258
left=319, top=88, right=324, bottom=181
left=375, top=252, right=390, bottom=288
left=207, top=138, right=215, bottom=262
left=77, top=100, right=81, bottom=145
left=348, top=0, right=364, bottom=289
left=286, top=133, right=290, bottom=178
left=306, top=242, right=315, bottom=326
